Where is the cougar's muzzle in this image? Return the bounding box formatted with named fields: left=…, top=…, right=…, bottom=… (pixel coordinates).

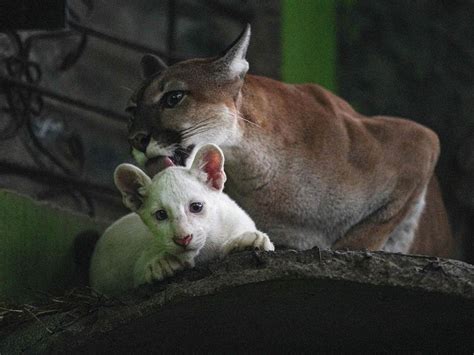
left=144, top=144, right=195, bottom=176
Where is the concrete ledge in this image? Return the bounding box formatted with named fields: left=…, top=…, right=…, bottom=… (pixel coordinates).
left=1, top=249, right=473, bottom=352
left=0, top=189, right=107, bottom=303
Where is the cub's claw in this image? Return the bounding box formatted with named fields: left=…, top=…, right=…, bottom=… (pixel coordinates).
left=253, top=231, right=275, bottom=251
left=144, top=255, right=184, bottom=283
left=222, top=231, right=275, bottom=257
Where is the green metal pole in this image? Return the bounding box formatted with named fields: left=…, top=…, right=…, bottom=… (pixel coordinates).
left=282, top=0, right=337, bottom=92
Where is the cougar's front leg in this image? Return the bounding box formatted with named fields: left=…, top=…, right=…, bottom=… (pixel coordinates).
left=222, top=231, right=275, bottom=257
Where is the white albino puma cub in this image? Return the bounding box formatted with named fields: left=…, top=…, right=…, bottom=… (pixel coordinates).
left=89, top=144, right=274, bottom=295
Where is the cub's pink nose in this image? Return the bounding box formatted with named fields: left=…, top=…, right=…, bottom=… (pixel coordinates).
left=173, top=234, right=193, bottom=247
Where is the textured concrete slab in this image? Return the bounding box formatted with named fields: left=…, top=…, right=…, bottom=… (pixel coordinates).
left=0, top=189, right=107, bottom=302
left=1, top=249, right=473, bottom=352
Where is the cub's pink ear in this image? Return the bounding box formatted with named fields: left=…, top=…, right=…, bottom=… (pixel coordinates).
left=114, top=164, right=152, bottom=211
left=190, top=144, right=226, bottom=191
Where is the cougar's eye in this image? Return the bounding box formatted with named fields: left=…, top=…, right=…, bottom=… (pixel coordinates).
left=155, top=210, right=168, bottom=221
left=162, top=90, right=185, bottom=108
left=189, top=202, right=203, bottom=213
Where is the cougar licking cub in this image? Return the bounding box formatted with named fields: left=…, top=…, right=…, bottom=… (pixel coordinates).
left=126, top=25, right=454, bottom=257
left=90, top=144, right=274, bottom=294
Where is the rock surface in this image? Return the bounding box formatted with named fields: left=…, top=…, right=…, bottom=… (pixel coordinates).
left=1, top=249, right=473, bottom=352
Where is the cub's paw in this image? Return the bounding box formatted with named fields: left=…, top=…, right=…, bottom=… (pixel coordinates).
left=222, top=231, right=275, bottom=257
left=144, top=255, right=184, bottom=283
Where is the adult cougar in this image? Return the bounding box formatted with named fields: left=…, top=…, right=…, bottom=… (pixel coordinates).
left=126, top=25, right=453, bottom=257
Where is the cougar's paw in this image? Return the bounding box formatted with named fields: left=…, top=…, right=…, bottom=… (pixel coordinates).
left=144, top=255, right=183, bottom=283
left=222, top=231, right=275, bottom=257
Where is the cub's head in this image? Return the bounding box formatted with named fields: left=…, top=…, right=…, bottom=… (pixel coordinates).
left=127, top=25, right=251, bottom=176
left=114, top=144, right=226, bottom=256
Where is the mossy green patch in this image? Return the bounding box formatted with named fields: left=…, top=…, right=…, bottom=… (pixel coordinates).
left=0, top=190, right=107, bottom=303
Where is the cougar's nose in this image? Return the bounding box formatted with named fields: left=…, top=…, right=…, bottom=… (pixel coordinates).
left=173, top=234, right=193, bottom=247
left=129, top=132, right=151, bottom=153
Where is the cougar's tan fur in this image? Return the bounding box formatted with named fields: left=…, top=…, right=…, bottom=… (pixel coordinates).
left=128, top=25, right=453, bottom=257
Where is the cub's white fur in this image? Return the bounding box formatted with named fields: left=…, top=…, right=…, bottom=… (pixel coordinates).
left=90, top=144, right=274, bottom=295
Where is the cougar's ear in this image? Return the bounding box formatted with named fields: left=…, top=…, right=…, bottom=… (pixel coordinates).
left=213, top=24, right=251, bottom=80
left=190, top=144, right=226, bottom=192
left=114, top=164, right=152, bottom=211
left=140, top=54, right=167, bottom=79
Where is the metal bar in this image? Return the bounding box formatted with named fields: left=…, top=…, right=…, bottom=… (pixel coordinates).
left=0, top=160, right=118, bottom=196
left=0, top=75, right=128, bottom=122
left=67, top=21, right=184, bottom=62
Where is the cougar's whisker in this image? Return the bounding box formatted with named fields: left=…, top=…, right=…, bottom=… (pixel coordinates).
left=179, top=118, right=214, bottom=135
left=181, top=128, right=211, bottom=140
left=179, top=122, right=216, bottom=138
left=235, top=112, right=261, bottom=129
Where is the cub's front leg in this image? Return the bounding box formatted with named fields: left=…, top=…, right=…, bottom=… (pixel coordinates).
left=222, top=231, right=275, bottom=257
left=141, top=254, right=194, bottom=285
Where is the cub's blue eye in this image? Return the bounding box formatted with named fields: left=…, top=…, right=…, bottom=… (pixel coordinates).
left=155, top=210, right=168, bottom=221
left=189, top=202, right=203, bottom=213
left=162, top=90, right=185, bottom=108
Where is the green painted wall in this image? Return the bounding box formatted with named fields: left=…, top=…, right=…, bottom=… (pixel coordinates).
left=0, top=190, right=107, bottom=303
left=282, top=0, right=337, bottom=91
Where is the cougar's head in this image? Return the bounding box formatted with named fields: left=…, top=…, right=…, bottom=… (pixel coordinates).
left=127, top=25, right=251, bottom=176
